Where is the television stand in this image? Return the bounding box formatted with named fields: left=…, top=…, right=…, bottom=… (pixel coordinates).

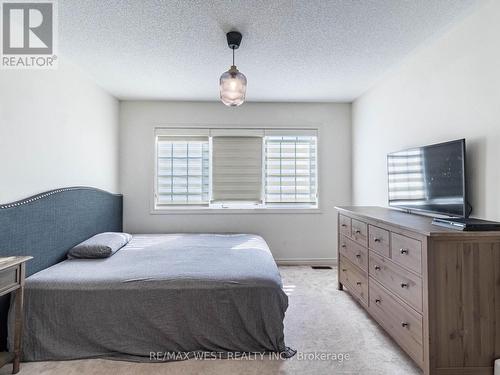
left=336, top=206, right=500, bottom=374
left=432, top=216, right=500, bottom=231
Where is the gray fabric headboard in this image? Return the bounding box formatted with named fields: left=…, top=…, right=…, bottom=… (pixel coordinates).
left=0, top=187, right=123, bottom=349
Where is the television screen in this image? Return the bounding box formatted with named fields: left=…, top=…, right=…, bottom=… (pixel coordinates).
left=387, top=139, right=466, bottom=217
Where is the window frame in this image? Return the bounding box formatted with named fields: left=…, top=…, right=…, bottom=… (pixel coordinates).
left=152, top=126, right=321, bottom=214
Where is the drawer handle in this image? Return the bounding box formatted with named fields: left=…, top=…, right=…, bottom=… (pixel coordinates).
left=400, top=282, right=409, bottom=288
left=341, top=224, right=347, bottom=227
left=341, top=244, right=346, bottom=248
left=354, top=230, right=361, bottom=234
left=400, top=248, right=409, bottom=255
left=355, top=254, right=361, bottom=259
left=374, top=265, right=381, bottom=271
left=375, top=298, right=381, bottom=304
left=342, top=269, right=347, bottom=272
left=374, top=238, right=381, bottom=243
left=401, top=322, right=409, bottom=328
left=356, top=281, right=362, bottom=286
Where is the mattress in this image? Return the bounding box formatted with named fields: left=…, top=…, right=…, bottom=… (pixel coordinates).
left=9, top=234, right=294, bottom=361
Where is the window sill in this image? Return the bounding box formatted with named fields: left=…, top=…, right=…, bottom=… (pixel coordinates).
left=150, top=206, right=322, bottom=215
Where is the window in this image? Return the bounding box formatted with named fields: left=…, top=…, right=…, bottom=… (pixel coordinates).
left=265, top=135, right=317, bottom=204
left=212, top=136, right=263, bottom=203
left=155, top=136, right=209, bottom=206
left=154, top=128, right=318, bottom=210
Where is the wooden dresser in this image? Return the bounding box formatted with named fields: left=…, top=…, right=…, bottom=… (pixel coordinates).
left=336, top=206, right=500, bottom=375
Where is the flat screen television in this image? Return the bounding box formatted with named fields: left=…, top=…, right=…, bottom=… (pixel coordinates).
left=387, top=139, right=467, bottom=217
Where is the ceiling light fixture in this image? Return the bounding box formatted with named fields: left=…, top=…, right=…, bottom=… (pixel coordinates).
left=219, top=31, right=247, bottom=107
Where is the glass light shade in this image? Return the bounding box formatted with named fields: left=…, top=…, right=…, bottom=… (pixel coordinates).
left=219, top=65, right=247, bottom=107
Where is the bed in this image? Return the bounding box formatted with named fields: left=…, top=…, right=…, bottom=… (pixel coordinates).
left=0, top=188, right=293, bottom=362
left=12, top=233, right=291, bottom=361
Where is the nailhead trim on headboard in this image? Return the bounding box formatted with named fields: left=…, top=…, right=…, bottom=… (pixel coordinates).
left=0, top=186, right=123, bottom=352
left=0, top=187, right=122, bottom=209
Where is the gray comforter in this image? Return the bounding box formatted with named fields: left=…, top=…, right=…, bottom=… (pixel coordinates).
left=9, top=234, right=293, bottom=361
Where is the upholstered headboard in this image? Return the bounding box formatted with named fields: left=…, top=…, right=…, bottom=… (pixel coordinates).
left=0, top=187, right=123, bottom=349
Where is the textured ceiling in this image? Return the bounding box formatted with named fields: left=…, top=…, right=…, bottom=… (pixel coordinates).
left=59, top=0, right=485, bottom=101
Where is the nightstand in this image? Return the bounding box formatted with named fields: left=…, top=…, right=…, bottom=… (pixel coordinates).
left=0, top=256, right=32, bottom=374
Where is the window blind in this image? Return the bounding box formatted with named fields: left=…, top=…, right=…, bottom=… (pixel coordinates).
left=265, top=135, right=317, bottom=204
left=156, top=136, right=209, bottom=205
left=211, top=136, right=263, bottom=202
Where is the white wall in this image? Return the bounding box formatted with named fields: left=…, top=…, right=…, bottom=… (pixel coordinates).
left=120, top=101, right=351, bottom=262
left=0, top=62, right=119, bottom=202
left=352, top=0, right=500, bottom=220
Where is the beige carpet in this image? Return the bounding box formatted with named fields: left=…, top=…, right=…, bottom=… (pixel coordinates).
left=1, top=266, right=422, bottom=375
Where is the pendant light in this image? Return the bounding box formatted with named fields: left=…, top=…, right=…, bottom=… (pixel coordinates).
left=219, top=31, right=247, bottom=107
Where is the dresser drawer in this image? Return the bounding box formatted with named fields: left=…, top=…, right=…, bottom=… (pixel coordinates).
left=0, top=266, right=19, bottom=294
left=351, top=219, right=368, bottom=247
left=368, top=225, right=390, bottom=257
left=391, top=233, right=422, bottom=274
left=369, top=251, right=422, bottom=312
left=339, top=255, right=368, bottom=305
left=339, top=215, right=352, bottom=237
left=369, top=278, right=423, bottom=366
left=339, top=235, right=368, bottom=271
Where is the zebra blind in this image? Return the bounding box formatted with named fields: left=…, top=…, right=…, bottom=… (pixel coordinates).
left=211, top=136, right=263, bottom=202
left=156, top=136, right=209, bottom=205
left=387, top=149, right=425, bottom=201
left=265, top=135, right=317, bottom=204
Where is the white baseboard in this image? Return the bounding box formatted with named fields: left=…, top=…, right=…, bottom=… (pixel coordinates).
left=275, top=258, right=337, bottom=266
